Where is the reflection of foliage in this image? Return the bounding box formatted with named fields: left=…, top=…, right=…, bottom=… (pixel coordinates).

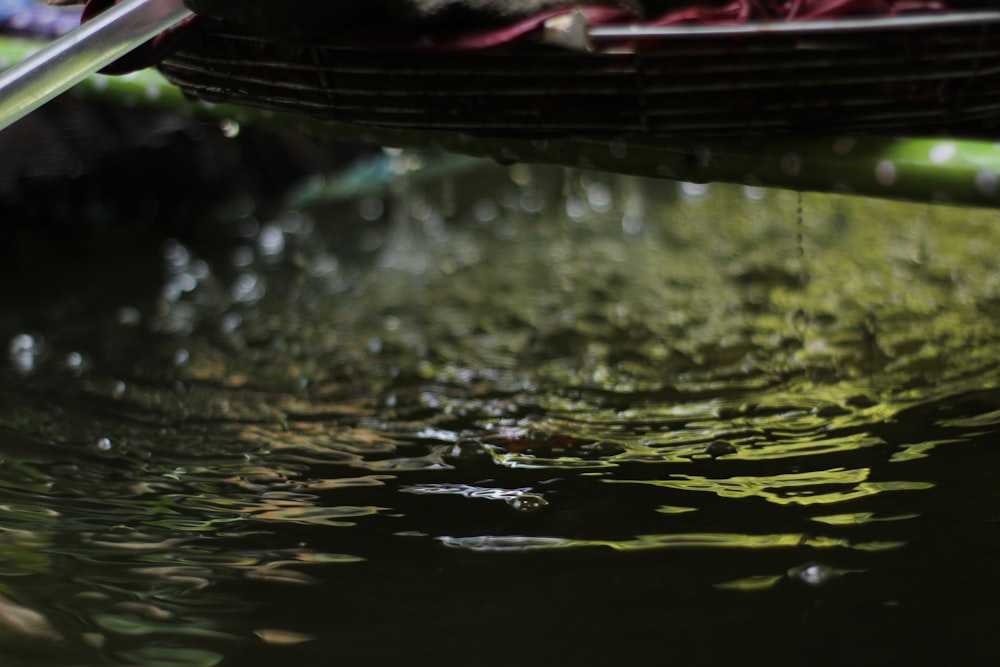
left=0, top=521, right=50, bottom=577
left=607, top=469, right=933, bottom=507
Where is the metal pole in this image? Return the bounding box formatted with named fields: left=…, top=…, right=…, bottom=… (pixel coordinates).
left=0, top=0, right=192, bottom=131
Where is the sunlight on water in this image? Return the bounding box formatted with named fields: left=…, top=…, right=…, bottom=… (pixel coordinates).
left=3, top=155, right=1000, bottom=663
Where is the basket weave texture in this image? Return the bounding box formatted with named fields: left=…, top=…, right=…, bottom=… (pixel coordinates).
left=158, top=11, right=1000, bottom=136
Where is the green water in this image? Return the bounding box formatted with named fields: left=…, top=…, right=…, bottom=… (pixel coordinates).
left=2, top=158, right=1000, bottom=665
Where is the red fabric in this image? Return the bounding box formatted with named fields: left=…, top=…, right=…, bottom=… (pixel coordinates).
left=420, top=0, right=950, bottom=50
left=647, top=0, right=947, bottom=24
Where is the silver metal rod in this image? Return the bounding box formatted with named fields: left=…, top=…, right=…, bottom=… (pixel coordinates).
left=0, top=0, right=193, bottom=131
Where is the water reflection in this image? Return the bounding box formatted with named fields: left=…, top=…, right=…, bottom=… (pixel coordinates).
left=2, top=157, right=1000, bottom=663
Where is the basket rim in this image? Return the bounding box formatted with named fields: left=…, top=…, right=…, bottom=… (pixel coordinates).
left=589, top=9, right=1000, bottom=41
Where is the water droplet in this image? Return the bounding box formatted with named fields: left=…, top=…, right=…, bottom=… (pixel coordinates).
left=565, top=195, right=589, bottom=222
left=161, top=281, right=183, bottom=303
left=258, top=224, right=285, bottom=256
left=96, top=437, right=113, bottom=451
left=174, top=273, right=197, bottom=294
left=791, top=563, right=835, bottom=586
left=235, top=217, right=260, bottom=238
left=520, top=190, right=544, bottom=214
left=308, top=254, right=338, bottom=277
left=358, top=197, right=385, bottom=221
left=64, top=352, right=86, bottom=373
left=929, top=142, right=956, bottom=165
left=408, top=196, right=434, bottom=222
left=188, top=259, right=210, bottom=281
left=220, top=119, right=240, bottom=138
left=8, top=334, right=39, bottom=375
left=622, top=214, right=643, bottom=236
left=230, top=273, right=262, bottom=303
left=975, top=169, right=999, bottom=197
left=680, top=182, right=710, bottom=198
left=874, top=160, right=897, bottom=186
left=473, top=199, right=498, bottom=223
left=231, top=245, right=255, bottom=268
left=220, top=313, right=243, bottom=334
left=832, top=136, right=856, bottom=155
left=586, top=182, right=612, bottom=211
left=509, top=164, right=532, bottom=187
left=163, top=240, right=190, bottom=270
left=508, top=495, right=548, bottom=512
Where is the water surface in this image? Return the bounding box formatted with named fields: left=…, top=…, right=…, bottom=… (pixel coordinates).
left=2, top=158, right=1000, bottom=665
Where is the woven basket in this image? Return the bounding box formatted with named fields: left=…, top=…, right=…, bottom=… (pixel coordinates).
left=158, top=11, right=1000, bottom=137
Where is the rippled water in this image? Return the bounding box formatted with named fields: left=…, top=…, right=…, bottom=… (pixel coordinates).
left=3, top=156, right=1000, bottom=665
